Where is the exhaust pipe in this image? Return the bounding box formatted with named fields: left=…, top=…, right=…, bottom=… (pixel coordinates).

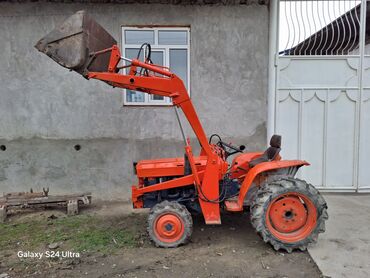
left=35, top=10, right=116, bottom=77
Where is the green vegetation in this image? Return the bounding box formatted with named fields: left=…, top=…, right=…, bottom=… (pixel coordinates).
left=0, top=214, right=139, bottom=254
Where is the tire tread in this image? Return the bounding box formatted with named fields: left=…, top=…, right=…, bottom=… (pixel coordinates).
left=250, top=177, right=328, bottom=253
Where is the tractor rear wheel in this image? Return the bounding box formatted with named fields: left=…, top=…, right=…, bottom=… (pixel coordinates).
left=250, top=177, right=328, bottom=253
left=148, top=201, right=193, bottom=248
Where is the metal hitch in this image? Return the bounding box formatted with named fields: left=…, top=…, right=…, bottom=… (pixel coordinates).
left=34, top=10, right=116, bottom=77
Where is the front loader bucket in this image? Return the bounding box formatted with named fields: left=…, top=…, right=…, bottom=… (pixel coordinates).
left=35, top=10, right=116, bottom=77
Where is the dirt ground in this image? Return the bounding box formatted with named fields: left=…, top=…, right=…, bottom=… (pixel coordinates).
left=0, top=202, right=322, bottom=278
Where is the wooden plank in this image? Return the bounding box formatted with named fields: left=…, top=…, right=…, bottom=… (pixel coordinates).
left=4, top=192, right=45, bottom=198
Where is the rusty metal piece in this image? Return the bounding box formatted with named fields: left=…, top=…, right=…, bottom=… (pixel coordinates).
left=0, top=190, right=92, bottom=221
left=43, top=187, right=49, bottom=196
left=67, top=200, right=79, bottom=216
left=3, top=190, right=46, bottom=199
left=34, top=10, right=116, bottom=77
left=81, top=196, right=91, bottom=205
left=0, top=192, right=91, bottom=206
left=0, top=205, right=7, bottom=223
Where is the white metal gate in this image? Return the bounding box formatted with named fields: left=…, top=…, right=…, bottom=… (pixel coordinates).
left=270, top=0, right=369, bottom=191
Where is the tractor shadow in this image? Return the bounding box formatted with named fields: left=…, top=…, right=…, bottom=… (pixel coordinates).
left=190, top=210, right=261, bottom=248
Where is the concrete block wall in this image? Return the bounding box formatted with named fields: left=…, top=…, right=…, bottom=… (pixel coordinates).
left=0, top=2, right=268, bottom=200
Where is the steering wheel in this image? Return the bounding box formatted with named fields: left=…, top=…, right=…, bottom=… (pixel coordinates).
left=220, top=141, right=244, bottom=153
left=209, top=134, right=245, bottom=157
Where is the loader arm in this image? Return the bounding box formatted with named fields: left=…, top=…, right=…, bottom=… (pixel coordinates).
left=87, top=54, right=212, bottom=157
left=88, top=47, right=223, bottom=224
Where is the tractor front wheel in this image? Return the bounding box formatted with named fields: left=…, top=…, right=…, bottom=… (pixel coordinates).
left=250, top=177, right=328, bottom=253
left=148, top=201, right=193, bottom=248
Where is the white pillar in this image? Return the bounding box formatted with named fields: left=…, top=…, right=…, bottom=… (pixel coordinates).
left=355, top=0, right=367, bottom=191
left=267, top=0, right=279, bottom=145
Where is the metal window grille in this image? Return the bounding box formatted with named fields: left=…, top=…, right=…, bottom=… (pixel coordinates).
left=279, top=0, right=362, bottom=55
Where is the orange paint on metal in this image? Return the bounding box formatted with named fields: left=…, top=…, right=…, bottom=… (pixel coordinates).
left=266, top=192, right=317, bottom=243
left=229, top=152, right=263, bottom=179
left=197, top=153, right=223, bottom=224
left=108, top=45, right=121, bottom=72
left=225, top=160, right=309, bottom=212
left=185, top=144, right=201, bottom=187
left=136, top=156, right=207, bottom=178
left=89, top=55, right=222, bottom=222
left=154, top=213, right=185, bottom=243
left=236, top=160, right=310, bottom=210
left=268, top=196, right=307, bottom=233
left=131, top=59, right=173, bottom=77
left=132, top=173, right=202, bottom=197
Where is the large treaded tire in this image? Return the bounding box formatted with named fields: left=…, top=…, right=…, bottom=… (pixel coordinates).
left=250, top=177, right=328, bottom=253
left=148, top=201, right=193, bottom=248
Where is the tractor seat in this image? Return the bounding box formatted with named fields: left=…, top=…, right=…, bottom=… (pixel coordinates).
left=249, top=135, right=282, bottom=168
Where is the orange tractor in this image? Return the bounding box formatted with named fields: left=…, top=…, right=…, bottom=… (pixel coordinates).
left=36, top=11, right=328, bottom=252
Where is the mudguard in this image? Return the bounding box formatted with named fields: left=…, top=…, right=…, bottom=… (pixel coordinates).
left=225, top=160, right=309, bottom=211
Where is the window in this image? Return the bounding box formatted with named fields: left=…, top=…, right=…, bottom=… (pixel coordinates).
left=122, top=27, right=190, bottom=105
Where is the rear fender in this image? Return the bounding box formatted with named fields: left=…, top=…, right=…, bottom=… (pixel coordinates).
left=236, top=160, right=309, bottom=208
left=229, top=152, right=262, bottom=179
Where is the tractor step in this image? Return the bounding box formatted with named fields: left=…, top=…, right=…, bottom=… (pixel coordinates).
left=224, top=199, right=243, bottom=212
